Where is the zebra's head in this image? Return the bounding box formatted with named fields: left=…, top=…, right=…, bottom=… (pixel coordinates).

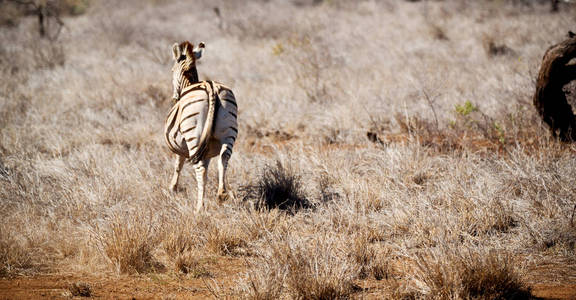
left=171, top=41, right=205, bottom=100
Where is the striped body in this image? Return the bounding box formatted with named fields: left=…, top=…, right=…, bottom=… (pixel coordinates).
left=164, top=81, right=238, bottom=163
left=166, top=41, right=237, bottom=212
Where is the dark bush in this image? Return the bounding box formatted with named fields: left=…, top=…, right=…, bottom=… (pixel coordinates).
left=242, top=161, right=311, bottom=212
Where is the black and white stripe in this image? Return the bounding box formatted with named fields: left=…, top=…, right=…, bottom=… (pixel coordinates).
left=164, top=80, right=238, bottom=163
left=164, top=41, right=238, bottom=213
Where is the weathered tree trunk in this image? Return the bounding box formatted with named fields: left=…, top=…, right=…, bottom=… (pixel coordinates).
left=533, top=32, right=576, bottom=142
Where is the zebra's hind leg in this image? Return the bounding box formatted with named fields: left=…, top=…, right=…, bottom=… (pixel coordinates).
left=217, top=143, right=233, bottom=203
left=170, top=155, right=186, bottom=192
left=194, top=158, right=210, bottom=213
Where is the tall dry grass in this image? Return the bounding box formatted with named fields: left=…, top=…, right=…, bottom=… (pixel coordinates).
left=1, top=0, right=575, bottom=298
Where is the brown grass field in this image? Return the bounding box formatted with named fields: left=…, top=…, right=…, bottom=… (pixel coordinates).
left=1, top=0, right=576, bottom=299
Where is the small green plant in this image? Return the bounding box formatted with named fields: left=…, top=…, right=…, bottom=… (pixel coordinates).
left=61, top=0, right=90, bottom=16
left=493, top=122, right=506, bottom=144
left=455, top=101, right=478, bottom=116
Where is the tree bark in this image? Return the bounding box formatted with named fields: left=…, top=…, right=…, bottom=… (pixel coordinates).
left=533, top=33, right=576, bottom=142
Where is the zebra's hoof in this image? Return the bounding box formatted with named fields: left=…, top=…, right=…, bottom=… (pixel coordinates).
left=217, top=192, right=228, bottom=204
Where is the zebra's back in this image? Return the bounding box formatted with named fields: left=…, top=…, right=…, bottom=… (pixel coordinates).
left=164, top=81, right=237, bottom=161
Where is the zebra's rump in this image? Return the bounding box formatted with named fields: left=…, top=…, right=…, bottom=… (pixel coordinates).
left=164, top=103, right=187, bottom=157
left=164, top=81, right=237, bottom=162
left=164, top=87, right=209, bottom=158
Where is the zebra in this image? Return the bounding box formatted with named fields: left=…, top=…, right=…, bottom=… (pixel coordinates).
left=164, top=41, right=238, bottom=213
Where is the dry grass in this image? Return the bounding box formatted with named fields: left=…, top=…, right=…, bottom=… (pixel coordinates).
left=241, top=235, right=360, bottom=300
left=403, top=247, right=530, bottom=299
left=1, top=0, right=576, bottom=298
left=95, top=212, right=163, bottom=274
left=0, top=227, right=33, bottom=277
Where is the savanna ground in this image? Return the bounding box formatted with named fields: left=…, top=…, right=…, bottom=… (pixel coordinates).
left=1, top=0, right=576, bottom=299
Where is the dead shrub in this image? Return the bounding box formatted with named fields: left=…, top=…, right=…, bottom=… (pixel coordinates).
left=241, top=161, right=311, bottom=213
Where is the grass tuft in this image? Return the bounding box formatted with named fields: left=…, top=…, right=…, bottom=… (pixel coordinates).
left=0, top=229, right=33, bottom=277
left=95, top=214, right=162, bottom=274
left=241, top=236, right=360, bottom=299
left=406, top=248, right=531, bottom=299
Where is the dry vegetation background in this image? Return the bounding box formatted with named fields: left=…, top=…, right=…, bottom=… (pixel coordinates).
left=1, top=0, right=576, bottom=298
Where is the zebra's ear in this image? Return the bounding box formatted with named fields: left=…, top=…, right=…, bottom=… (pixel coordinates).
left=182, top=42, right=190, bottom=56
left=193, top=42, right=205, bottom=59
left=172, top=43, right=181, bottom=61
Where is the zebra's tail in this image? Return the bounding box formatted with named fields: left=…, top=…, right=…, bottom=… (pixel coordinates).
left=189, top=81, right=219, bottom=164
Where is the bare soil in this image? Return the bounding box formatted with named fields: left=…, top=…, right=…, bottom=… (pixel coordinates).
left=1, top=257, right=575, bottom=299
